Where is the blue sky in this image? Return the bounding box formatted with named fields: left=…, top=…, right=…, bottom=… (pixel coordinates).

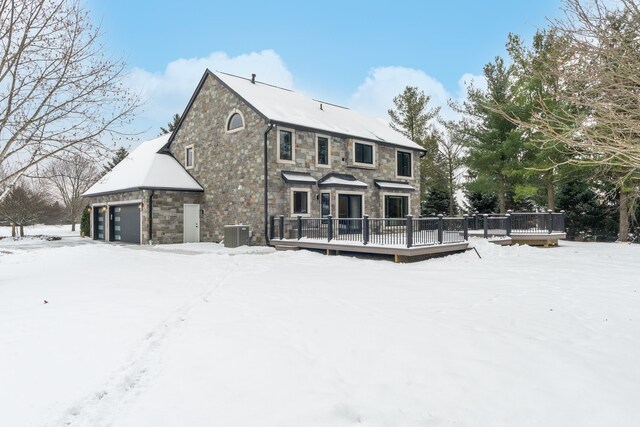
left=88, top=0, right=561, bottom=144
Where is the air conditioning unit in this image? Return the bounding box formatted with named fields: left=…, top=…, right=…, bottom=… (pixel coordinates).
left=223, top=225, right=250, bottom=248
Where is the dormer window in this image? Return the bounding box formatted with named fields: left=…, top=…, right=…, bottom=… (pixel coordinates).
left=226, top=109, right=245, bottom=133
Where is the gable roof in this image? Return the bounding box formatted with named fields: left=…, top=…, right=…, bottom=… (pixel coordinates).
left=167, top=70, right=425, bottom=152
left=83, top=134, right=203, bottom=197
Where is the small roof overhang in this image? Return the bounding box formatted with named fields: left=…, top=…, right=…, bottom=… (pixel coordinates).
left=374, top=180, right=416, bottom=191
left=319, top=173, right=367, bottom=188
left=281, top=171, right=317, bottom=184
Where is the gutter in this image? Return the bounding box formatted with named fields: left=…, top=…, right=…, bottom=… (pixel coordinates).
left=148, top=190, right=154, bottom=244
left=263, top=122, right=274, bottom=245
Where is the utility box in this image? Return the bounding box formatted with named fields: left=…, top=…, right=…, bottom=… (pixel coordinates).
left=223, top=225, right=250, bottom=248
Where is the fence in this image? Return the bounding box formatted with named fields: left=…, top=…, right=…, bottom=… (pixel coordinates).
left=270, top=210, right=566, bottom=247
left=270, top=215, right=467, bottom=248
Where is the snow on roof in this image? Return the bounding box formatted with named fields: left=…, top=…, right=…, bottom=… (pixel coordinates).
left=374, top=180, right=416, bottom=191
left=281, top=171, right=317, bottom=184
left=319, top=173, right=367, bottom=188
left=83, top=134, right=203, bottom=197
left=214, top=71, right=424, bottom=152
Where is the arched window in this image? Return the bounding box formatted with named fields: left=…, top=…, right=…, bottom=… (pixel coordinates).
left=227, top=112, right=244, bottom=131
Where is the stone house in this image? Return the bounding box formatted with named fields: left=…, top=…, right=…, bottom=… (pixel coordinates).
left=83, top=70, right=425, bottom=245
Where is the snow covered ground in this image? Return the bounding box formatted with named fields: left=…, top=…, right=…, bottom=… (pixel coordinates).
left=1, top=234, right=639, bottom=426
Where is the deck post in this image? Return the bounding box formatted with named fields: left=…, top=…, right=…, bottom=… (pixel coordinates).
left=363, top=214, right=369, bottom=245
left=297, top=215, right=302, bottom=240
left=548, top=209, right=553, bottom=234
left=560, top=210, right=566, bottom=232
left=437, top=214, right=444, bottom=244
left=506, top=213, right=511, bottom=236
left=474, top=211, right=479, bottom=230
left=269, top=216, right=275, bottom=240
left=406, top=215, right=413, bottom=248
left=327, top=214, right=333, bottom=242
left=463, top=215, right=469, bottom=240
left=279, top=215, right=284, bottom=240
left=483, top=214, right=489, bottom=238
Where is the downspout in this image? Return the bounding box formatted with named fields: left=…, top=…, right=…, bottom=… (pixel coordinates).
left=148, top=190, right=154, bottom=245
left=264, top=122, right=274, bottom=245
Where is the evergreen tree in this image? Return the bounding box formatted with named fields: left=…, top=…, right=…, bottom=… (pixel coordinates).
left=388, top=86, right=447, bottom=203
left=160, top=113, right=181, bottom=135
left=104, top=147, right=129, bottom=173
left=80, top=205, right=91, bottom=237
left=421, top=190, right=452, bottom=216
left=456, top=57, right=525, bottom=213
left=463, top=190, right=498, bottom=214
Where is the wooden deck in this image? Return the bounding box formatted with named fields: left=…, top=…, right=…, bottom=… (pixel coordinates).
left=270, top=238, right=469, bottom=263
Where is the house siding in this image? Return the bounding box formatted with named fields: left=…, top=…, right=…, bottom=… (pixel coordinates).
left=168, top=73, right=421, bottom=245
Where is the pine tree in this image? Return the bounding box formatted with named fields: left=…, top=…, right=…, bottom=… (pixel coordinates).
left=388, top=86, right=446, bottom=203
left=104, top=147, right=129, bottom=173
left=80, top=205, right=91, bottom=237
left=160, top=113, right=181, bottom=135
left=456, top=57, right=524, bottom=213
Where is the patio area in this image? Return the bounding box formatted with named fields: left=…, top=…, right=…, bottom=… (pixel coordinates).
left=268, top=211, right=567, bottom=261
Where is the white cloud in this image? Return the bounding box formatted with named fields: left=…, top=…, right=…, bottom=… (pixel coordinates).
left=349, top=66, right=486, bottom=123
left=126, top=50, right=293, bottom=141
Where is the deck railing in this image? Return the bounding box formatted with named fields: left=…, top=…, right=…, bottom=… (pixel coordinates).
left=269, top=210, right=566, bottom=247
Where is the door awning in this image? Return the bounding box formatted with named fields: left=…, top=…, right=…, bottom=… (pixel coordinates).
left=319, top=173, right=367, bottom=188
left=281, top=171, right=317, bottom=184
left=374, top=180, right=415, bottom=191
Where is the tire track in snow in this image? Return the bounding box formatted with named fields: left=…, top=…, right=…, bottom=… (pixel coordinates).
left=54, top=258, right=239, bottom=427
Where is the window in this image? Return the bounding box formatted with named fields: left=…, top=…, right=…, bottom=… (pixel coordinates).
left=227, top=113, right=244, bottom=131
left=278, top=128, right=294, bottom=162
left=292, top=190, right=309, bottom=215
left=321, top=193, right=331, bottom=217
left=185, top=145, right=194, bottom=169
left=354, top=142, right=374, bottom=165
left=397, top=150, right=412, bottom=177
left=316, top=135, right=330, bottom=167
left=385, top=195, right=409, bottom=219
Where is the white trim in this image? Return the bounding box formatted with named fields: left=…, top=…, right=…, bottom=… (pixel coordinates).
left=315, top=134, right=331, bottom=168
left=277, top=127, right=296, bottom=164
left=225, top=108, right=245, bottom=133
left=335, top=190, right=366, bottom=218
left=352, top=140, right=376, bottom=168
left=395, top=148, right=414, bottom=179
left=381, top=192, right=411, bottom=218
left=185, top=144, right=194, bottom=169
left=290, top=187, right=311, bottom=217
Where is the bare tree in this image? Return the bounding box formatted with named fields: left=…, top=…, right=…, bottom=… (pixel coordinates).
left=45, top=154, right=98, bottom=231
left=438, top=122, right=466, bottom=216
left=0, top=0, right=139, bottom=203
left=487, top=0, right=640, bottom=241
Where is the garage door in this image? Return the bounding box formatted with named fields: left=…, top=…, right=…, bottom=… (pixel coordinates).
left=93, top=207, right=106, bottom=240
left=109, top=204, right=140, bottom=244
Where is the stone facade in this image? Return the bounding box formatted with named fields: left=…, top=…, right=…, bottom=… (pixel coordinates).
left=167, top=73, right=422, bottom=245
left=86, top=73, right=423, bottom=246
left=84, top=189, right=202, bottom=244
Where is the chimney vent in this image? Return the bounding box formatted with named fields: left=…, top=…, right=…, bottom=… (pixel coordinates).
left=320, top=103, right=323, bottom=111
left=251, top=73, right=256, bottom=84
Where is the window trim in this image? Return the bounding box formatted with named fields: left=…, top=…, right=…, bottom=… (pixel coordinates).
left=225, top=108, right=245, bottom=133
left=315, top=134, right=331, bottom=168
left=184, top=144, right=194, bottom=169
left=320, top=192, right=331, bottom=217
left=290, top=188, right=311, bottom=217
left=382, top=192, right=411, bottom=219
left=395, top=149, right=414, bottom=179
left=335, top=190, right=366, bottom=219
left=352, top=141, right=376, bottom=168
left=277, top=127, right=296, bottom=164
